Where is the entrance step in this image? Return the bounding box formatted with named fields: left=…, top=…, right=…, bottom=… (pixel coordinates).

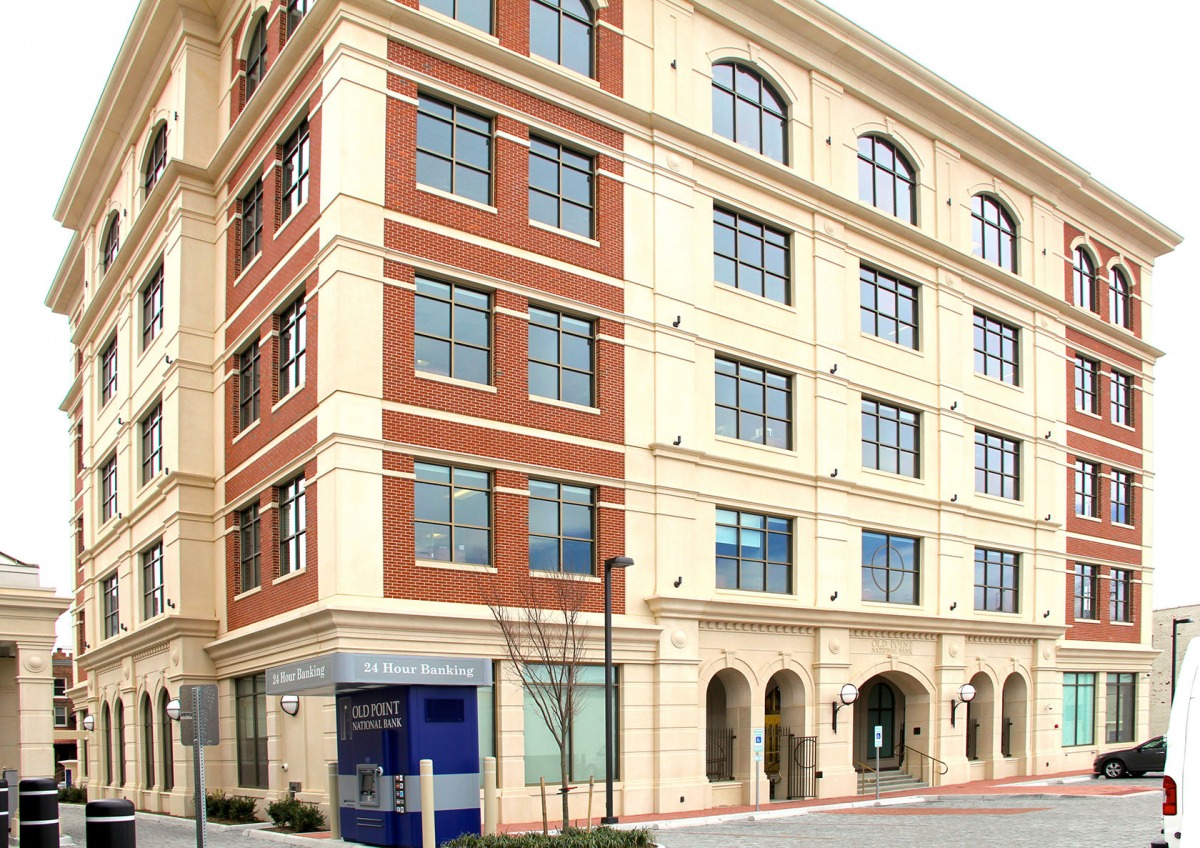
left=857, top=769, right=928, bottom=795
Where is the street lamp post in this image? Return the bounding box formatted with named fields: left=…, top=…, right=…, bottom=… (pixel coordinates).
left=1172, top=617, right=1194, bottom=702
left=602, top=555, right=634, bottom=826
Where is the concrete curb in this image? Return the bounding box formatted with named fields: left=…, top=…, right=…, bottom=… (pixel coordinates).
left=646, top=795, right=926, bottom=831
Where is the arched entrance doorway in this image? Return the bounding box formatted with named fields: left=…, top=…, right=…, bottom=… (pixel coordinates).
left=852, top=672, right=933, bottom=780
left=764, top=670, right=811, bottom=799
left=705, top=669, right=751, bottom=784
left=1001, top=673, right=1029, bottom=769
left=965, top=672, right=995, bottom=765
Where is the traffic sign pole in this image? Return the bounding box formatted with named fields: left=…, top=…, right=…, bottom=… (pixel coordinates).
left=194, top=692, right=207, bottom=848
left=751, top=728, right=765, bottom=812
left=873, top=725, right=882, bottom=801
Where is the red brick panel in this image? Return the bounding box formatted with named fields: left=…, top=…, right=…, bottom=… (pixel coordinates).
left=227, top=418, right=318, bottom=503
left=1061, top=223, right=1141, bottom=336
left=1065, top=455, right=1142, bottom=547
left=1065, top=433, right=1141, bottom=472
left=1063, top=564, right=1141, bottom=644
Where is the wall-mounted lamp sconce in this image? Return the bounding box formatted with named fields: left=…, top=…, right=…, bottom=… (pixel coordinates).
left=82, top=714, right=95, bottom=732
left=830, top=591, right=838, bottom=602
left=950, top=494, right=958, bottom=502
left=946, top=197, right=952, bottom=206
left=174, top=111, right=179, bottom=121
left=280, top=694, right=301, bottom=717
left=949, top=602, right=958, bottom=611
left=831, top=469, right=838, bottom=478
left=672, top=316, right=681, bottom=328
left=117, top=512, right=123, bottom=520
left=165, top=698, right=182, bottom=722
left=825, top=136, right=832, bottom=145
left=830, top=364, right=838, bottom=374
left=167, top=599, right=177, bottom=609
left=832, top=683, right=858, bottom=734
left=117, top=417, right=124, bottom=425
left=950, top=401, right=958, bottom=411
left=670, top=59, right=677, bottom=69
left=164, top=468, right=170, bottom=476
left=165, top=355, right=173, bottom=364
left=950, top=683, right=976, bottom=728
left=673, top=576, right=683, bottom=588
left=84, top=642, right=91, bottom=650
left=119, top=623, right=128, bottom=632
left=1043, top=610, right=1051, bottom=618
left=1045, top=431, right=1052, bottom=439
left=672, top=436, right=682, bottom=446
left=1042, top=248, right=1048, bottom=256
left=1045, top=514, right=1052, bottom=522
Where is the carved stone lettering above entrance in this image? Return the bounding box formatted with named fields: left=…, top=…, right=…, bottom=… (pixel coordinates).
left=870, top=637, right=913, bottom=656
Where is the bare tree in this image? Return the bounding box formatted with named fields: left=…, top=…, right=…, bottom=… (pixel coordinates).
left=489, top=574, right=591, bottom=830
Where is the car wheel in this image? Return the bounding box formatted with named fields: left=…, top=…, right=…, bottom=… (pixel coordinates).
left=1103, top=759, right=1127, bottom=779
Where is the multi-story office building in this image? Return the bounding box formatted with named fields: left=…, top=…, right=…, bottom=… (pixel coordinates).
left=48, top=0, right=1178, bottom=823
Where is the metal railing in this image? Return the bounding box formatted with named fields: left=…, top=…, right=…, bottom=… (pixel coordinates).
left=900, top=745, right=948, bottom=785
left=1001, top=718, right=1013, bottom=758
left=854, top=759, right=879, bottom=795
left=706, top=728, right=735, bottom=782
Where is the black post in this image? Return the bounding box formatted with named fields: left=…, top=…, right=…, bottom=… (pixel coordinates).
left=18, top=777, right=59, bottom=848
left=0, top=778, right=8, bottom=837
left=86, top=798, right=136, bottom=847
left=602, top=562, right=615, bottom=825
left=1172, top=617, right=1193, bottom=702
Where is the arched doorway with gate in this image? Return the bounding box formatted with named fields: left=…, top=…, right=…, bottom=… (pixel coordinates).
left=704, top=668, right=752, bottom=788
left=965, top=672, right=995, bottom=772
left=852, top=671, right=933, bottom=784
left=763, top=670, right=813, bottom=799
left=1000, top=672, right=1030, bottom=774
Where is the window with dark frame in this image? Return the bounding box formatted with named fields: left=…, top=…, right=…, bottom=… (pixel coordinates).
left=529, top=136, right=594, bottom=237
left=1111, top=369, right=1134, bottom=426
left=1073, top=247, right=1097, bottom=312
left=715, top=508, right=792, bottom=594
left=239, top=341, right=261, bottom=431
left=238, top=503, right=261, bottom=592
left=142, top=267, right=164, bottom=349
left=857, top=135, right=916, bottom=223
left=414, top=276, right=490, bottom=384
left=1106, top=672, right=1136, bottom=743
left=140, top=403, right=163, bottom=485
left=101, top=454, right=118, bottom=523
left=860, top=265, right=918, bottom=349
left=714, top=357, right=791, bottom=449
left=102, top=572, right=119, bottom=638
left=1111, top=469, right=1133, bottom=525
left=286, top=0, right=313, bottom=37
left=235, top=674, right=268, bottom=788
left=1074, top=563, right=1098, bottom=620
left=973, top=312, right=1019, bottom=385
left=102, top=215, right=120, bottom=273
left=861, top=530, right=919, bottom=605
left=1062, top=672, right=1096, bottom=746
left=974, top=430, right=1020, bottom=500
left=711, top=62, right=787, bottom=163
left=279, top=475, right=306, bottom=576
left=713, top=206, right=789, bottom=304
left=142, top=540, right=164, bottom=621
left=1075, top=459, right=1099, bottom=518
left=528, top=480, right=594, bottom=574
left=970, top=194, right=1016, bottom=271
left=101, top=337, right=118, bottom=405
left=1110, top=569, right=1133, bottom=623
left=144, top=125, right=168, bottom=196
left=528, top=307, right=593, bottom=406
left=413, top=462, right=491, bottom=565
left=240, top=179, right=263, bottom=272
left=1074, top=354, right=1099, bottom=414
left=1109, top=267, right=1132, bottom=329
left=530, top=0, right=594, bottom=77
left=420, top=0, right=491, bottom=33
left=244, top=17, right=267, bottom=103
left=416, top=94, right=492, bottom=204
left=974, top=547, right=1019, bottom=613
left=279, top=296, right=306, bottom=397
left=55, top=678, right=67, bottom=697
left=861, top=398, right=920, bottom=477
left=280, top=120, right=310, bottom=222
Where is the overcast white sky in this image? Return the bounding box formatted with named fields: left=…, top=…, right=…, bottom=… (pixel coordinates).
left=2, top=1, right=1196, bottom=650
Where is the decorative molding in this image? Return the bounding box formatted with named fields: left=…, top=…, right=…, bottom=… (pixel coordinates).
left=966, top=635, right=1033, bottom=646
left=850, top=629, right=936, bottom=641
left=700, top=621, right=813, bottom=636
left=132, top=640, right=170, bottom=662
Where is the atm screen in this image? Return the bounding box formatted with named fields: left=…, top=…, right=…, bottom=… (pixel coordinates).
left=359, top=769, right=377, bottom=802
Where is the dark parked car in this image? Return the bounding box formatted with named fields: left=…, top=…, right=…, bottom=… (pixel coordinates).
left=1093, top=735, right=1167, bottom=778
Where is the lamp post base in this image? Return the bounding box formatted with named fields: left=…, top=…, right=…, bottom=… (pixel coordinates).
left=600, top=816, right=619, bottom=825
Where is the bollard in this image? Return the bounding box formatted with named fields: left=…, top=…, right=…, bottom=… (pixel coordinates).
left=420, top=759, right=435, bottom=848
left=18, top=777, right=59, bottom=848
left=482, top=757, right=497, bottom=835
left=0, top=778, right=7, bottom=837
left=86, top=798, right=136, bottom=847
left=327, top=761, right=341, bottom=840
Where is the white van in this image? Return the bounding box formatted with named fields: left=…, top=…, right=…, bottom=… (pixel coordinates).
left=1156, top=639, right=1200, bottom=846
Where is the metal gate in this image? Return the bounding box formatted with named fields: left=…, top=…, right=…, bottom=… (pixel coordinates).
left=706, top=727, right=735, bottom=782
left=786, top=735, right=818, bottom=800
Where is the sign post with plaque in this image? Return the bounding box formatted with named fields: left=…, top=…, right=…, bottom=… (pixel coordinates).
left=873, top=724, right=883, bottom=801
left=167, top=684, right=220, bottom=848
left=751, top=727, right=765, bottom=812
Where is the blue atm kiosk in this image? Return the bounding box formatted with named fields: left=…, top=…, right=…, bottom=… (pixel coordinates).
left=266, top=653, right=491, bottom=848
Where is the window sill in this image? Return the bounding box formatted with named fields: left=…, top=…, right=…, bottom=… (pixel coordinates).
left=973, top=371, right=1022, bottom=391
left=714, top=586, right=792, bottom=599
left=1074, top=407, right=1102, bottom=421
left=273, top=568, right=306, bottom=586
left=415, top=370, right=497, bottom=393
left=1110, top=620, right=1135, bottom=627
left=415, top=558, right=497, bottom=575
left=1072, top=617, right=1101, bottom=624
left=528, top=218, right=599, bottom=247
left=861, top=467, right=922, bottom=485
left=713, top=434, right=795, bottom=456
left=531, top=569, right=599, bottom=584
left=861, top=599, right=921, bottom=610
left=859, top=331, right=921, bottom=356
left=974, top=491, right=1022, bottom=506
left=714, top=281, right=796, bottom=313
left=529, top=394, right=600, bottom=415
left=234, top=253, right=262, bottom=286
left=233, top=419, right=261, bottom=444
left=525, top=52, right=601, bottom=90
left=419, top=7, right=501, bottom=44
left=1112, top=520, right=1135, bottom=529
left=1112, top=419, right=1137, bottom=432
left=271, top=384, right=307, bottom=415
left=1074, top=513, right=1102, bottom=524
left=234, top=585, right=263, bottom=601
left=276, top=198, right=310, bottom=241
left=415, top=183, right=498, bottom=214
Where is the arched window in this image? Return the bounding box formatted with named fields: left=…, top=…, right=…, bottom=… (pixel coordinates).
left=858, top=135, right=916, bottom=223
left=141, top=693, right=155, bottom=789
left=530, top=0, right=593, bottom=78
left=115, top=698, right=127, bottom=786
left=711, top=62, right=787, bottom=163
left=971, top=194, right=1016, bottom=272
left=101, top=703, right=113, bottom=784
left=160, top=689, right=175, bottom=791
left=101, top=214, right=120, bottom=273
left=1109, top=266, right=1131, bottom=329
left=144, top=124, right=168, bottom=196
left=1073, top=247, right=1097, bottom=312
left=244, top=16, right=268, bottom=102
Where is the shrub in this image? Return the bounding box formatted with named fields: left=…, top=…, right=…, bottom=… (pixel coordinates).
left=206, top=790, right=260, bottom=823
left=266, top=797, right=327, bottom=832
left=266, top=797, right=299, bottom=827
left=58, top=785, right=87, bottom=804
left=440, top=827, right=655, bottom=848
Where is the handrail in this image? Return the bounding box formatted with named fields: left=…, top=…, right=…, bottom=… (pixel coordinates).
left=854, top=760, right=878, bottom=795
left=899, top=745, right=948, bottom=785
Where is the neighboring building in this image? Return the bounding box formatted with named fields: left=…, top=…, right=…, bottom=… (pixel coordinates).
left=52, top=649, right=80, bottom=783
left=1150, top=605, right=1200, bottom=736
left=0, top=551, right=70, bottom=780
left=47, top=0, right=1178, bottom=824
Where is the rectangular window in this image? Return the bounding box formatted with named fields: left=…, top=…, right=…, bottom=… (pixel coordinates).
left=279, top=475, right=306, bottom=576
left=101, top=337, right=118, bottom=405
left=523, top=665, right=616, bottom=784
left=1106, top=673, right=1136, bottom=744
left=240, top=179, right=263, bottom=272
left=528, top=307, right=594, bottom=406
left=973, top=312, right=1019, bottom=385
left=239, top=341, right=261, bottom=431
left=714, top=357, right=791, bottom=449
left=280, top=120, right=310, bottom=222
left=239, top=503, right=261, bottom=592
left=529, top=136, right=594, bottom=237
left=713, top=207, right=790, bottom=304
left=100, top=454, right=118, bottom=522
left=414, top=462, right=490, bottom=564
left=1074, top=354, right=1099, bottom=414
left=279, top=296, right=306, bottom=397
left=974, top=430, right=1020, bottom=499
left=1074, top=563, right=1098, bottom=620
left=141, top=402, right=163, bottom=485
left=861, top=530, right=919, bottom=605
left=142, top=540, right=164, bottom=621
left=420, top=0, right=491, bottom=33
left=1110, top=568, right=1133, bottom=623
left=1062, top=672, right=1096, bottom=747
left=142, top=267, right=164, bottom=349
left=974, top=548, right=1018, bottom=613
left=102, top=572, right=119, bottom=638
left=528, top=480, right=594, bottom=574
left=416, top=94, right=492, bottom=205
left=414, top=276, right=490, bottom=384
left=1111, top=470, right=1133, bottom=525
left=54, top=678, right=67, bottom=697
left=1075, top=460, right=1099, bottom=518
left=860, top=266, right=918, bottom=349
left=1111, top=369, right=1134, bottom=426
left=715, top=508, right=792, bottom=593
left=235, top=674, right=268, bottom=788
left=286, top=0, right=313, bottom=37
left=55, top=706, right=68, bottom=727
left=861, top=398, right=919, bottom=477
